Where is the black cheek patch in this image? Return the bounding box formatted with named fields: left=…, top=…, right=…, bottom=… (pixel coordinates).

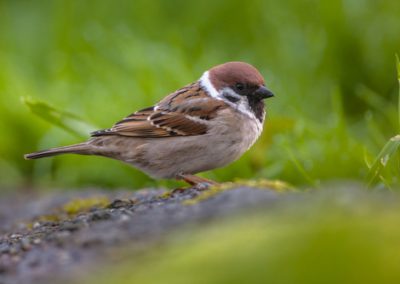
left=224, top=94, right=240, bottom=103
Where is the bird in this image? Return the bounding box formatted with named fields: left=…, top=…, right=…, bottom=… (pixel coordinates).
left=25, top=61, right=274, bottom=189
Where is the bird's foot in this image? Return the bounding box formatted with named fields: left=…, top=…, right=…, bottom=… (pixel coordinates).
left=176, top=173, right=219, bottom=191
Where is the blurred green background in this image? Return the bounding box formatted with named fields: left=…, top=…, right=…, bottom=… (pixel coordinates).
left=0, top=0, right=399, bottom=189
left=2, top=1, right=400, bottom=283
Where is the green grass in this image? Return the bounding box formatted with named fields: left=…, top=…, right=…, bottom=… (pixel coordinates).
left=0, top=0, right=400, bottom=189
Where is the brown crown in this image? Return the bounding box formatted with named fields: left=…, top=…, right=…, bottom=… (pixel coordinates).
left=208, top=62, right=265, bottom=91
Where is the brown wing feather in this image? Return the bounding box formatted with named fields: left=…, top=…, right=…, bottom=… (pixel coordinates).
left=91, top=82, right=228, bottom=138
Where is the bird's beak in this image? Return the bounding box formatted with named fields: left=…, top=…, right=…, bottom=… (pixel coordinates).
left=254, top=86, right=274, bottom=100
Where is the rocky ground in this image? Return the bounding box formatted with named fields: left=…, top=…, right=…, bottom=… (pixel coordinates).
left=0, top=183, right=286, bottom=284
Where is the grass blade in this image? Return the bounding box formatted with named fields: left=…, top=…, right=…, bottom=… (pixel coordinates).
left=366, top=56, right=400, bottom=188
left=21, top=96, right=97, bottom=138
left=367, top=135, right=400, bottom=188
left=285, top=146, right=318, bottom=188
left=397, top=54, right=400, bottom=129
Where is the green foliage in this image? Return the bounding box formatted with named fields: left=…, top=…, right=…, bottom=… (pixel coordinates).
left=366, top=55, right=400, bottom=189
left=86, top=189, right=400, bottom=284
left=0, top=0, right=400, bottom=189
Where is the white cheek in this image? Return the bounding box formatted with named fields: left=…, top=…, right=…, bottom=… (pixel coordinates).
left=199, top=73, right=263, bottom=130
left=223, top=90, right=257, bottom=121
left=236, top=97, right=251, bottom=115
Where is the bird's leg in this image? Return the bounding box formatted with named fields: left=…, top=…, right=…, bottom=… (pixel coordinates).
left=176, top=173, right=219, bottom=190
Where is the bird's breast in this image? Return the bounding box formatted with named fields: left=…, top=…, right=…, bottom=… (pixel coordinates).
left=208, top=108, right=264, bottom=157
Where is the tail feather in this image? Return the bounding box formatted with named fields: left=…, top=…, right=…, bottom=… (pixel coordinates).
left=24, top=143, right=91, bottom=160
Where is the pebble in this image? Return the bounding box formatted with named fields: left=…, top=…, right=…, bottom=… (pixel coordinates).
left=21, top=238, right=31, bottom=251
left=33, top=222, right=41, bottom=229
left=0, top=242, right=10, bottom=254
left=10, top=234, right=22, bottom=239
left=108, top=199, right=135, bottom=209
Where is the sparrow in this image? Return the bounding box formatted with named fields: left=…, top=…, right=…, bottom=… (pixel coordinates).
left=25, top=62, right=274, bottom=189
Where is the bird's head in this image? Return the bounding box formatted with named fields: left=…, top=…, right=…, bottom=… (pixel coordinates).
left=200, top=61, right=274, bottom=122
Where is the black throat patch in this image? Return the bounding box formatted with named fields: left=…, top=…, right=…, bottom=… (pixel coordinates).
left=247, top=97, right=265, bottom=123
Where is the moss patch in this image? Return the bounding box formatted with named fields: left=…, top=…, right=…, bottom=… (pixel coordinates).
left=184, top=179, right=295, bottom=205
left=62, top=196, right=110, bottom=215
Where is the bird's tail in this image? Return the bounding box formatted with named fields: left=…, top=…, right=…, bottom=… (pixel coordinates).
left=24, top=143, right=91, bottom=160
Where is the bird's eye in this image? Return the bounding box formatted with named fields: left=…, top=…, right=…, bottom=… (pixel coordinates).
left=235, top=83, right=245, bottom=91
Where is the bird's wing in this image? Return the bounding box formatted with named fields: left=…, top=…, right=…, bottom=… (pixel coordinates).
left=91, top=82, right=228, bottom=138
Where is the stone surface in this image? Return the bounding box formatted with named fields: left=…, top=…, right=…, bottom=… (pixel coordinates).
left=0, top=186, right=281, bottom=284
